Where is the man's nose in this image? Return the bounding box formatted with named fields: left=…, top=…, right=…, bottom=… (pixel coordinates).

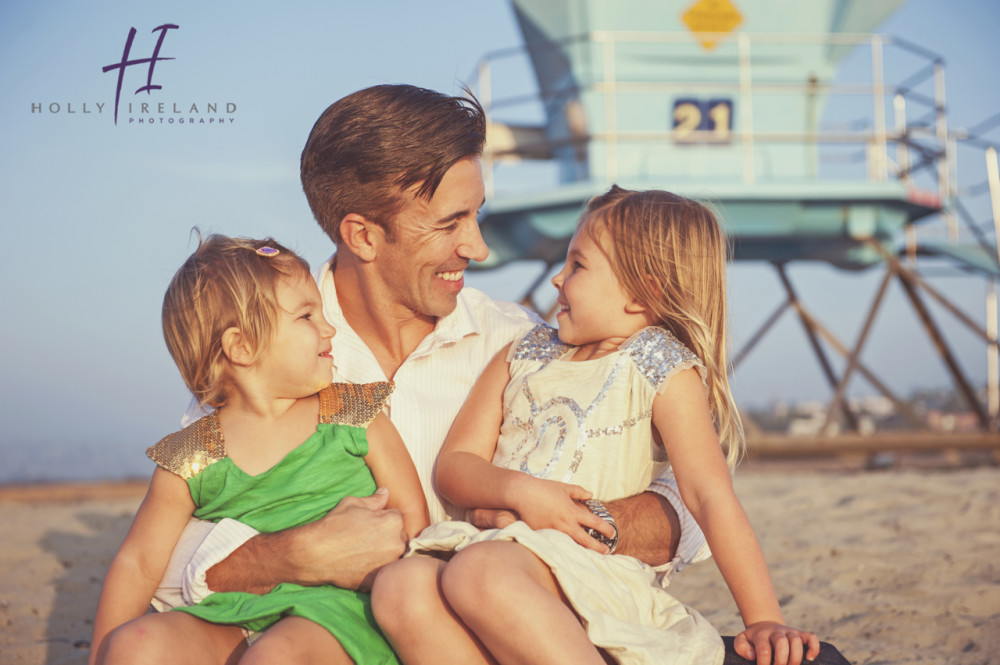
left=457, top=218, right=489, bottom=263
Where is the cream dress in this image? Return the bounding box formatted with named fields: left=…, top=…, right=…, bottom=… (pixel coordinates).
left=409, top=324, right=724, bottom=665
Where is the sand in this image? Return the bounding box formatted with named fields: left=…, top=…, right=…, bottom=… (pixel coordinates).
left=1, top=465, right=997, bottom=665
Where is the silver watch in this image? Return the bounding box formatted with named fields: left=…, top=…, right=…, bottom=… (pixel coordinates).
left=582, top=499, right=619, bottom=553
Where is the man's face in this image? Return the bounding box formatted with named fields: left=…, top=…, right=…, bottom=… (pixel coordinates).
left=373, top=157, right=488, bottom=320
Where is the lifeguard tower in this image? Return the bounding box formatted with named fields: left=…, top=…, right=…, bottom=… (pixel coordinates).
left=472, top=0, right=1000, bottom=456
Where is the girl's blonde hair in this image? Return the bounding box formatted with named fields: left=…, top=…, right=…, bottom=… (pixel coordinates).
left=162, top=233, right=311, bottom=408
left=582, top=186, right=745, bottom=467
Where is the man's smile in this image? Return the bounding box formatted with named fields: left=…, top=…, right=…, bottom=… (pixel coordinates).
left=435, top=270, right=464, bottom=282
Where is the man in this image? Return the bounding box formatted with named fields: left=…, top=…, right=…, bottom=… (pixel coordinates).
left=167, top=83, right=703, bottom=607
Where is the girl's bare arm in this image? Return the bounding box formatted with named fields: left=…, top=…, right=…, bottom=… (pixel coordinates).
left=434, top=344, right=515, bottom=509
left=653, top=368, right=819, bottom=665
left=90, top=466, right=194, bottom=665
left=364, top=412, right=430, bottom=538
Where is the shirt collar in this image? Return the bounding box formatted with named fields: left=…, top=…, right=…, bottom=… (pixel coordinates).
left=316, top=253, right=342, bottom=322
left=419, top=287, right=480, bottom=348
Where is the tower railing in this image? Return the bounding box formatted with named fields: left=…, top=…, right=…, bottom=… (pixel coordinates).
left=473, top=31, right=956, bottom=235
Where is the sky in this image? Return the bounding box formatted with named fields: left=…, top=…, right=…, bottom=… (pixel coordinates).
left=1, top=0, right=997, bottom=484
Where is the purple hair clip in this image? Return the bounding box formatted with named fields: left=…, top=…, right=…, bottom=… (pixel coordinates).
left=255, top=246, right=280, bottom=258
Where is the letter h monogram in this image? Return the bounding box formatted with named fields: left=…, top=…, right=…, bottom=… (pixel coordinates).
left=102, top=24, right=179, bottom=125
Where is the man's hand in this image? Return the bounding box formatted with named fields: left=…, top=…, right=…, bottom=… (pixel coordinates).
left=298, top=489, right=409, bottom=591
left=206, top=488, right=407, bottom=594
left=466, top=507, right=519, bottom=530
left=468, top=490, right=682, bottom=562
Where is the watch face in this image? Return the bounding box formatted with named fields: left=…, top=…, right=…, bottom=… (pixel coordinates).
left=581, top=499, right=619, bottom=552
left=585, top=525, right=619, bottom=551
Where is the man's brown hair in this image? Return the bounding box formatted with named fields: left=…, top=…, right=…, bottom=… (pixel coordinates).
left=301, top=84, right=486, bottom=244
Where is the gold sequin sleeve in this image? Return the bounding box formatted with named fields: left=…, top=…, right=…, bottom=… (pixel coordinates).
left=318, top=382, right=394, bottom=427
left=146, top=412, right=227, bottom=480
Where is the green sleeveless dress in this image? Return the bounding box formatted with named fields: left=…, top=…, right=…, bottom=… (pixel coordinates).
left=146, top=382, right=399, bottom=665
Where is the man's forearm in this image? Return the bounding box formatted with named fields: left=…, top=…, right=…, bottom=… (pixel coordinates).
left=205, top=531, right=294, bottom=595
left=204, top=493, right=407, bottom=594
left=606, top=491, right=680, bottom=566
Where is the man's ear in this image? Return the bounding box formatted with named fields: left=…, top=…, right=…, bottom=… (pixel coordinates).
left=338, top=213, right=381, bottom=262
left=221, top=327, right=254, bottom=367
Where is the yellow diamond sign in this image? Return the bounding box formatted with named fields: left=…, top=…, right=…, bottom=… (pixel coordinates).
left=681, top=0, right=744, bottom=51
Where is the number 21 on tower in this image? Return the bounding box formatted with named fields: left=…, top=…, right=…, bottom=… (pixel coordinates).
left=672, top=99, right=732, bottom=143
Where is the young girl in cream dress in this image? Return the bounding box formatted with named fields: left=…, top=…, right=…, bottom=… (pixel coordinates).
left=373, top=187, right=819, bottom=665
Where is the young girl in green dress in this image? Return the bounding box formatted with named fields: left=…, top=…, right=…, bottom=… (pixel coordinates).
left=90, top=234, right=428, bottom=665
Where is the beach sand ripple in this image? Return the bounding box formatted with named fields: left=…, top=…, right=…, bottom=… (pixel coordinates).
left=668, top=466, right=1000, bottom=665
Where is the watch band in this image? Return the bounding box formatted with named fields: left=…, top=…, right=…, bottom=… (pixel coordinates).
left=582, top=499, right=619, bottom=553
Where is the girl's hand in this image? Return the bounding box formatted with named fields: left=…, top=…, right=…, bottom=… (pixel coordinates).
left=511, top=476, right=616, bottom=553
left=734, top=621, right=820, bottom=665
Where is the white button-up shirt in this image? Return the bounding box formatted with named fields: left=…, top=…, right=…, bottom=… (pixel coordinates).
left=317, top=256, right=540, bottom=524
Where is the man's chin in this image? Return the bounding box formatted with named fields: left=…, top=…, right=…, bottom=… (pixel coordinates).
left=422, top=293, right=460, bottom=320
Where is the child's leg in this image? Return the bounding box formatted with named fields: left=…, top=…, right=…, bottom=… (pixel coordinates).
left=441, top=541, right=606, bottom=665
left=238, top=616, right=349, bottom=665
left=99, top=612, right=247, bottom=665
left=372, top=557, right=497, bottom=665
